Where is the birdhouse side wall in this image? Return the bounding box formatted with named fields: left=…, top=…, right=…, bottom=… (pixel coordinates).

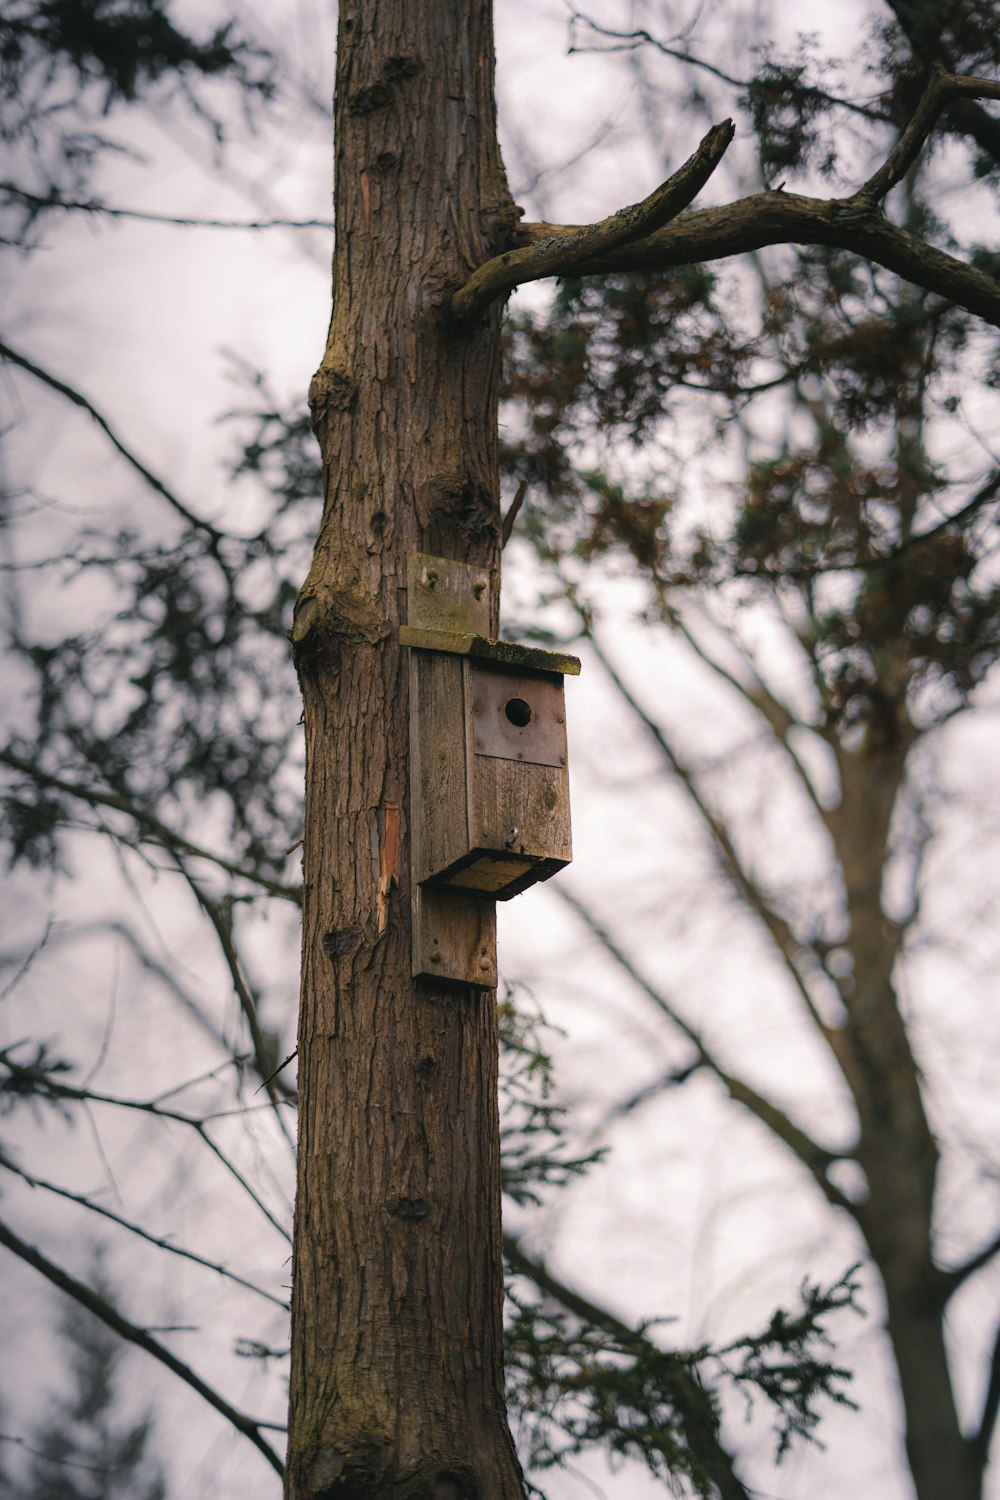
left=409, top=649, right=474, bottom=885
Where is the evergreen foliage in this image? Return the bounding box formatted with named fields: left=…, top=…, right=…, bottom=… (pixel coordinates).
left=9, top=1256, right=166, bottom=1500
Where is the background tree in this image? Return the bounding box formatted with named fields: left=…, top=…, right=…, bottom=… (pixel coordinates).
left=498, top=9, right=1000, bottom=1498
left=1, top=2, right=998, bottom=1499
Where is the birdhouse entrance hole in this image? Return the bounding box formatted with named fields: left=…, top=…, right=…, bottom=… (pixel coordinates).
left=505, top=697, right=532, bottom=727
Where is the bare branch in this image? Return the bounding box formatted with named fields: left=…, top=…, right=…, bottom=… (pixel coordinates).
left=0, top=339, right=226, bottom=545
left=0, top=1149, right=288, bottom=1309
left=451, top=120, right=735, bottom=322
left=974, top=1316, right=1000, bottom=1466
left=0, top=182, right=331, bottom=231
left=672, top=607, right=826, bottom=816
left=943, top=1224, right=1000, bottom=1299
left=171, top=856, right=298, bottom=1138
left=567, top=11, right=892, bottom=125
left=0, top=750, right=302, bottom=902
left=0, top=1217, right=284, bottom=1476
left=519, top=184, right=1000, bottom=331
left=859, top=66, right=1000, bottom=203
left=583, top=629, right=833, bottom=1035
left=0, top=1047, right=292, bottom=1243
left=0, top=915, right=55, bottom=1001
left=554, top=888, right=854, bottom=1213
left=0, top=1430, right=112, bottom=1476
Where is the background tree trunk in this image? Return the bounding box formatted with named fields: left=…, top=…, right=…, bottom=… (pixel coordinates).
left=285, top=4, right=525, bottom=1496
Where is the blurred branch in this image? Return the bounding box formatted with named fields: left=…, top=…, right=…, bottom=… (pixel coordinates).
left=567, top=11, right=891, bottom=123
left=172, top=856, right=298, bottom=1136
left=0, top=1046, right=291, bottom=1242
left=554, top=888, right=853, bottom=1213
left=0, top=182, right=331, bottom=231
left=0, top=1430, right=111, bottom=1475
left=0, top=1216, right=284, bottom=1477
left=0, top=1148, right=289, bottom=1309
left=0, top=750, right=302, bottom=902
left=0, top=915, right=55, bottom=1001
left=0, top=338, right=227, bottom=548
left=943, top=1224, right=1000, bottom=1297
left=975, top=1317, right=1000, bottom=1464
left=511, top=69, right=1000, bottom=331
left=673, top=606, right=827, bottom=814
left=583, top=629, right=832, bottom=1036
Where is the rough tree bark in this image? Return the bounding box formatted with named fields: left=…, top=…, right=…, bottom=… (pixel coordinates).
left=285, top=3, right=526, bottom=1496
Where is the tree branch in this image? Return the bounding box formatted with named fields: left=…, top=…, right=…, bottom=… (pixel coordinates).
left=0, top=182, right=331, bottom=231
left=0, top=749, right=301, bottom=902
left=672, top=605, right=827, bottom=817
left=942, top=1224, right=1000, bottom=1299
left=520, top=187, right=1000, bottom=329
left=583, top=629, right=833, bottom=1035
left=451, top=120, right=735, bottom=321
left=567, top=11, right=893, bottom=125
left=0, top=338, right=226, bottom=546
left=171, top=855, right=298, bottom=1134
left=0, top=1148, right=288, bottom=1309
left=973, top=1316, right=1000, bottom=1466
left=0, top=1217, right=284, bottom=1476
left=459, top=69, right=1000, bottom=326
left=503, top=1232, right=752, bottom=1500
left=554, top=887, right=854, bottom=1213
left=0, top=1048, right=292, bottom=1242
left=883, top=0, right=1000, bottom=164
left=858, top=66, right=1000, bottom=203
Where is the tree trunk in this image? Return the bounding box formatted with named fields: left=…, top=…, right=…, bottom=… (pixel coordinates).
left=285, top=4, right=525, bottom=1496
left=832, top=739, right=980, bottom=1500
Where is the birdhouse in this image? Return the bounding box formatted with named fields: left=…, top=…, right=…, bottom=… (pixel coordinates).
left=401, top=554, right=580, bottom=983
left=406, top=643, right=577, bottom=900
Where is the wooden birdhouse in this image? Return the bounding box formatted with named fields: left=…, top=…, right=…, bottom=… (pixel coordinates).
left=402, top=554, right=580, bottom=983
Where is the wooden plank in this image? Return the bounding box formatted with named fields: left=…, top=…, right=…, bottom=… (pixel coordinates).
left=406, top=554, right=491, bottom=636
left=469, top=662, right=568, bottom=768
left=410, top=650, right=469, bottom=884
left=470, top=755, right=572, bottom=868
left=399, top=625, right=581, bottom=676
left=411, top=882, right=497, bottom=986
left=409, top=647, right=497, bottom=985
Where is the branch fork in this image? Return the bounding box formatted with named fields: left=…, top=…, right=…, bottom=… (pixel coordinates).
left=451, top=119, right=736, bottom=322
left=452, top=68, right=1000, bottom=331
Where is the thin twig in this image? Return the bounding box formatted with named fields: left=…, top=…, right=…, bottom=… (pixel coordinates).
left=0, top=339, right=225, bottom=546
left=0, top=182, right=331, bottom=231
left=0, top=751, right=301, bottom=902
left=501, top=480, right=528, bottom=547
left=553, top=888, right=853, bottom=1211
left=0, top=1149, right=289, bottom=1309
left=0, top=1049, right=291, bottom=1242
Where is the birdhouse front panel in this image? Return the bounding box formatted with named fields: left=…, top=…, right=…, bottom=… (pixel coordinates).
left=409, top=653, right=573, bottom=902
